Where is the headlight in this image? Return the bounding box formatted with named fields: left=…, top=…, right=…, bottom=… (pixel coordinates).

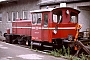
left=68, top=34, right=73, bottom=41
left=53, top=30, right=57, bottom=34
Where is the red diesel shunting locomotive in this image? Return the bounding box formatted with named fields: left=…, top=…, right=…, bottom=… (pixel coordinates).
left=30, top=7, right=80, bottom=48
left=5, top=7, right=80, bottom=49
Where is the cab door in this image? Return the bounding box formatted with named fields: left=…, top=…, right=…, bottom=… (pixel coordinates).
left=42, top=12, right=50, bottom=42
left=32, top=13, right=42, bottom=41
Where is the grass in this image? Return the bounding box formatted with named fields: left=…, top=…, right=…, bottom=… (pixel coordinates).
left=49, top=46, right=70, bottom=57
left=29, top=44, right=90, bottom=60
left=49, top=45, right=90, bottom=60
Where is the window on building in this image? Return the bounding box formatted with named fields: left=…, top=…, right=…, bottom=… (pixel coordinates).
left=0, top=13, right=2, bottom=22
left=23, top=11, right=29, bottom=20
left=32, top=14, right=37, bottom=24
left=12, top=12, right=18, bottom=21
left=7, top=12, right=11, bottom=22
left=17, top=12, right=18, bottom=19
left=29, top=13, right=32, bottom=20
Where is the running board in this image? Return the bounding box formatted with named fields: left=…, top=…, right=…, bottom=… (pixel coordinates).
left=43, top=45, right=53, bottom=48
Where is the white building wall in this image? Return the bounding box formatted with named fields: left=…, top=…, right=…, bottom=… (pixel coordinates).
left=67, top=1, right=90, bottom=31
left=0, top=0, right=40, bottom=35
left=78, top=7, right=90, bottom=31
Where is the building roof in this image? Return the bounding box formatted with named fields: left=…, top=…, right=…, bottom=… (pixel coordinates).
left=38, top=0, right=90, bottom=6
left=0, top=0, right=18, bottom=5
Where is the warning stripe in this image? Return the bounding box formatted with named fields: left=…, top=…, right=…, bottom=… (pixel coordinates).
left=12, top=27, right=31, bottom=28
left=12, top=27, right=75, bottom=30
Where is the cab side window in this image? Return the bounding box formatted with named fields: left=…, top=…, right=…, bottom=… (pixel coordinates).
left=32, top=13, right=42, bottom=24
left=70, top=12, right=78, bottom=23
left=53, top=11, right=62, bottom=23
left=37, top=13, right=42, bottom=24
left=44, top=14, right=48, bottom=27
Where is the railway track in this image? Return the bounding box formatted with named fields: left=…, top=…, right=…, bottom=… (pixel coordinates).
left=4, top=38, right=90, bottom=57
left=16, top=39, right=90, bottom=56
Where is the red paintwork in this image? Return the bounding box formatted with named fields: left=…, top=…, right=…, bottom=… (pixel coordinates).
left=10, top=7, right=80, bottom=43
left=52, top=23, right=77, bottom=39
left=12, top=28, right=31, bottom=36
left=31, top=7, right=80, bottom=43
left=31, top=25, right=42, bottom=41
left=12, top=20, right=32, bottom=36
left=52, top=8, right=79, bottom=23
left=12, top=21, right=31, bottom=27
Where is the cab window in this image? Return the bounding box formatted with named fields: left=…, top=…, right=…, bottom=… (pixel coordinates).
left=70, top=12, right=78, bottom=23
left=53, top=11, right=62, bottom=23
left=32, top=13, right=42, bottom=24
left=44, top=14, right=48, bottom=27
left=37, top=13, right=42, bottom=24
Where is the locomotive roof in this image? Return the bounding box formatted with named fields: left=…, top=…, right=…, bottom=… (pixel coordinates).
left=30, top=8, right=54, bottom=13
left=30, top=7, right=80, bottom=13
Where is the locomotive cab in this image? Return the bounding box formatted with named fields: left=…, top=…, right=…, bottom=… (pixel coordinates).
left=52, top=8, right=80, bottom=41
left=30, top=7, right=80, bottom=46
